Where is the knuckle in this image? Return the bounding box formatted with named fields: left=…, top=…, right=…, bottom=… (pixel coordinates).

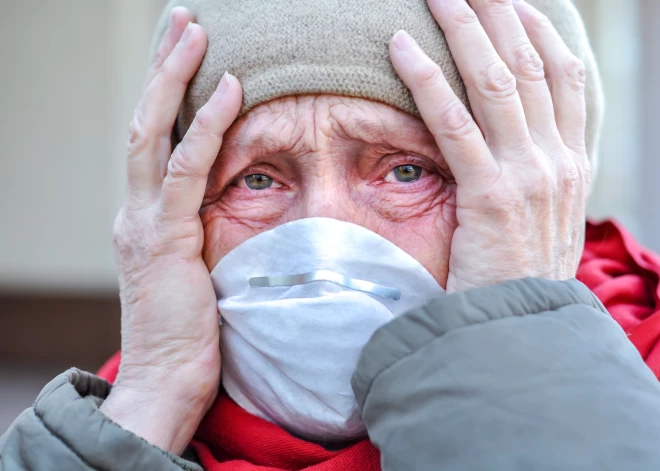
left=512, top=42, right=545, bottom=82
left=151, top=211, right=200, bottom=251
left=158, top=55, right=188, bottom=87
left=438, top=101, right=475, bottom=141
left=577, top=153, right=591, bottom=176
left=526, top=10, right=553, bottom=31
left=189, top=107, right=222, bottom=140
left=478, top=0, right=515, bottom=25
left=113, top=210, right=144, bottom=256
left=523, top=159, right=555, bottom=200
left=482, top=181, right=525, bottom=216
left=557, top=161, right=580, bottom=196
left=168, top=144, right=192, bottom=181
left=563, top=55, right=587, bottom=91
left=478, top=61, right=518, bottom=100
left=127, top=108, right=149, bottom=153
left=414, top=63, right=446, bottom=91
left=153, top=44, right=170, bottom=67
left=112, top=207, right=190, bottom=273
left=112, top=215, right=127, bottom=248
left=480, top=0, right=513, bottom=15
left=450, top=6, right=479, bottom=27
left=572, top=153, right=592, bottom=194
left=168, top=142, right=206, bottom=181
left=192, top=108, right=214, bottom=132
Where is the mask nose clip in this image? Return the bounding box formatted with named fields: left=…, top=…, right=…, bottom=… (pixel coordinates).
left=249, top=269, right=401, bottom=300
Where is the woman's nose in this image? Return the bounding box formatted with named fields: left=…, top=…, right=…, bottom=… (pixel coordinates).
left=297, top=179, right=356, bottom=221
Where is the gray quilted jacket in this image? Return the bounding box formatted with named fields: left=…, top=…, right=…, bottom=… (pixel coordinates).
left=3, top=278, right=660, bottom=470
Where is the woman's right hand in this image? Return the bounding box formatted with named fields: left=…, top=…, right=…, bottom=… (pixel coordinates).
left=99, top=8, right=242, bottom=455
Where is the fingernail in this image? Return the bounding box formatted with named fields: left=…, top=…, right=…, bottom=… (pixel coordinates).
left=392, top=30, right=415, bottom=52
left=217, top=71, right=230, bottom=94
left=181, top=22, right=193, bottom=43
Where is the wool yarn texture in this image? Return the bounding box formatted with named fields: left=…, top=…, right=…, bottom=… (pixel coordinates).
left=153, top=0, right=604, bottom=171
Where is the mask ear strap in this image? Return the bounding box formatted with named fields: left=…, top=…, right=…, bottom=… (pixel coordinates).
left=249, top=270, right=401, bottom=301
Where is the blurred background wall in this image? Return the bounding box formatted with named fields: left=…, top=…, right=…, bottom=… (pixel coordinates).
left=0, top=0, right=168, bottom=431
left=0, top=0, right=658, bottom=431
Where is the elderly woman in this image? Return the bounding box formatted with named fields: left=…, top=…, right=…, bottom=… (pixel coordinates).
left=4, top=0, right=660, bottom=469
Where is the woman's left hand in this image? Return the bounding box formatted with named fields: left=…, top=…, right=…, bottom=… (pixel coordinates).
left=100, top=9, right=242, bottom=455
left=389, top=0, right=591, bottom=292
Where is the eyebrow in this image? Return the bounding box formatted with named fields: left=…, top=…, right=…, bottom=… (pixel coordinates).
left=335, top=116, right=392, bottom=145
left=236, top=132, right=291, bottom=155
left=331, top=113, right=446, bottom=165
left=228, top=105, right=443, bottom=165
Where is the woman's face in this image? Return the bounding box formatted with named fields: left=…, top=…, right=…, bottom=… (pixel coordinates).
left=200, top=95, right=457, bottom=286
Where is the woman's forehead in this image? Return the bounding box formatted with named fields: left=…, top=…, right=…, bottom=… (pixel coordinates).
left=224, top=95, right=436, bottom=152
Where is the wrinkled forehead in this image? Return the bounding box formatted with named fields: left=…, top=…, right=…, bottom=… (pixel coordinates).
left=220, top=95, right=439, bottom=159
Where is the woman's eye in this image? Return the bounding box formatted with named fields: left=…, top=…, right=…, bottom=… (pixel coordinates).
left=385, top=165, right=424, bottom=183
left=244, top=174, right=276, bottom=190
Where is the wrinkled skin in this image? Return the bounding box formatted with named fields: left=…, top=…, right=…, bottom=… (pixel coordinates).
left=200, top=96, right=456, bottom=285
left=101, top=0, right=591, bottom=455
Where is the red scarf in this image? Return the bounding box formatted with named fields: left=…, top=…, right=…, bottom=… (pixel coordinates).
left=98, top=219, right=660, bottom=471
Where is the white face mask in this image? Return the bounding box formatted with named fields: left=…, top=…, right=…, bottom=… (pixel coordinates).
left=210, top=217, right=445, bottom=442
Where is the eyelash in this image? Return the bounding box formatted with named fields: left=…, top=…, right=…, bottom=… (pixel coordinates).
left=233, top=154, right=436, bottom=190
left=233, top=165, right=286, bottom=190
left=378, top=154, right=436, bottom=184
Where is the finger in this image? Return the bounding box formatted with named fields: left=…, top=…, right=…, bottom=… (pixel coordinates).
left=513, top=0, right=587, bottom=154
left=127, top=23, right=207, bottom=201
left=468, top=0, right=560, bottom=145
left=426, top=0, right=532, bottom=153
left=143, top=7, right=195, bottom=91
left=389, top=31, right=497, bottom=186
left=160, top=73, right=243, bottom=220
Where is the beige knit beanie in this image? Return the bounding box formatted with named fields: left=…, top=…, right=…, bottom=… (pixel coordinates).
left=153, top=0, right=604, bottom=172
